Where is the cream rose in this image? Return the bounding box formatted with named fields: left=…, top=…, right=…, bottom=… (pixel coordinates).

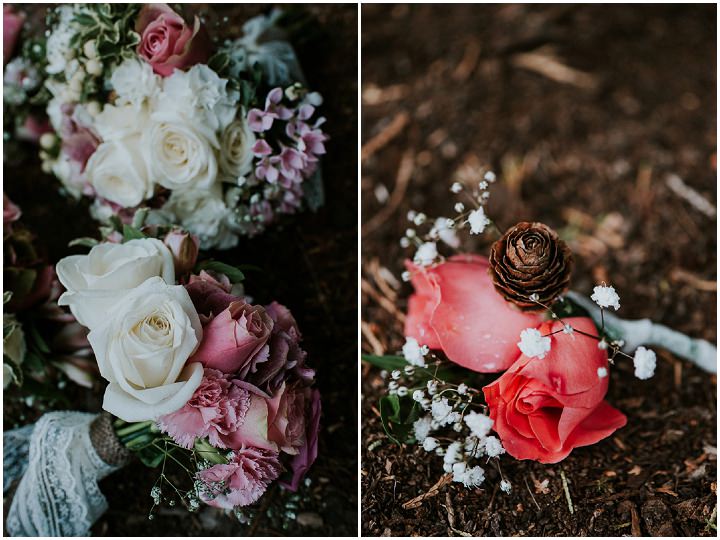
left=219, top=115, right=256, bottom=181
left=143, top=121, right=218, bottom=192
left=57, top=238, right=175, bottom=329
left=86, top=136, right=154, bottom=207
left=87, top=277, right=203, bottom=421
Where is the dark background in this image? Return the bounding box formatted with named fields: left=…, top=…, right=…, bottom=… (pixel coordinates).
left=361, top=4, right=716, bottom=536
left=4, top=3, right=357, bottom=536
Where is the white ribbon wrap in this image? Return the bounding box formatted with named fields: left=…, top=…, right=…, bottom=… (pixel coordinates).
left=567, top=291, right=717, bottom=373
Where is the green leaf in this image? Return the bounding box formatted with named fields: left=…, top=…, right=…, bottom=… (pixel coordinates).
left=68, top=237, right=100, bottom=248
left=196, top=260, right=245, bottom=283
left=3, top=291, right=13, bottom=304
left=379, top=394, right=421, bottom=445
left=361, top=354, right=407, bottom=371
left=122, top=224, right=146, bottom=241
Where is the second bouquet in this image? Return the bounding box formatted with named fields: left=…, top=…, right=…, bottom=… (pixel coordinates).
left=36, top=4, right=328, bottom=247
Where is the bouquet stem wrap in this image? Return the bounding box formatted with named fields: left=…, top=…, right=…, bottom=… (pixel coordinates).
left=4, top=412, right=128, bottom=536
left=567, top=291, right=717, bottom=373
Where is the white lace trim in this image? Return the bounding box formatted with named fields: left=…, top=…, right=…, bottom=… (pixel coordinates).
left=6, top=412, right=120, bottom=536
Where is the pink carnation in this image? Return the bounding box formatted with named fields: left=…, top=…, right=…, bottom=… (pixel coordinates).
left=157, top=369, right=273, bottom=451
left=197, top=447, right=281, bottom=509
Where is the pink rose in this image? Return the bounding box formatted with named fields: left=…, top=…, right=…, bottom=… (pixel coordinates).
left=266, top=383, right=308, bottom=454
left=405, top=254, right=542, bottom=372
left=135, top=3, right=211, bottom=76
left=191, top=301, right=273, bottom=377
left=483, top=317, right=627, bottom=463
left=4, top=6, right=25, bottom=65
left=163, top=229, right=199, bottom=276
left=197, top=447, right=281, bottom=509
left=280, top=388, right=321, bottom=491
left=158, top=369, right=274, bottom=451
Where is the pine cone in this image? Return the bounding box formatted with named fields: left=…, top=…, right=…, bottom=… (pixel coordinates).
left=488, top=222, right=573, bottom=310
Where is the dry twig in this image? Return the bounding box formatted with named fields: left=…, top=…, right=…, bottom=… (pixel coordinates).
left=402, top=474, right=453, bottom=510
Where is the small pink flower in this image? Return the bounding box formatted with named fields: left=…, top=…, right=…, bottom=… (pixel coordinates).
left=247, top=109, right=276, bottom=133
left=135, top=3, right=210, bottom=76
left=197, top=446, right=281, bottom=509
left=251, top=139, right=272, bottom=157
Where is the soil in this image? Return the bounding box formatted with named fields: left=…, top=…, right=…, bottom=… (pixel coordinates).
left=4, top=3, right=357, bottom=537
left=361, top=4, right=716, bottom=537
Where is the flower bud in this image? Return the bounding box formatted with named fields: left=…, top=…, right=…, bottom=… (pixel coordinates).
left=163, top=230, right=199, bottom=275
left=83, top=40, right=98, bottom=59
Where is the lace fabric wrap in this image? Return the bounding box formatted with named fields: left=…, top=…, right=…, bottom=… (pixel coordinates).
left=5, top=412, right=126, bottom=537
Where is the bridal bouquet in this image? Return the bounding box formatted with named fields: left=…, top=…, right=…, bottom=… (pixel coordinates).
left=55, top=222, right=321, bottom=514
left=364, top=171, right=715, bottom=492
left=39, top=4, right=328, bottom=248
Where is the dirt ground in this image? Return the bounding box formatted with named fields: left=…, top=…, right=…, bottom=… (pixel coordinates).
left=361, top=4, right=716, bottom=537
left=4, top=4, right=357, bottom=537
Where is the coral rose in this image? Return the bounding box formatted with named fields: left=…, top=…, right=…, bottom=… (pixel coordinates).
left=483, top=317, right=627, bottom=463
left=404, top=254, right=542, bottom=372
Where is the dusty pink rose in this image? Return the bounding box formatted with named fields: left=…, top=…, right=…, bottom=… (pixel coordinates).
left=135, top=3, right=211, bottom=76
left=405, top=254, right=542, bottom=372
left=185, top=271, right=238, bottom=317
left=158, top=369, right=274, bottom=451
left=280, top=388, right=321, bottom=491
left=266, top=383, right=308, bottom=455
left=191, top=301, right=273, bottom=377
left=197, top=447, right=281, bottom=509
left=248, top=302, right=313, bottom=391
left=4, top=6, right=24, bottom=65
left=163, top=229, right=199, bottom=276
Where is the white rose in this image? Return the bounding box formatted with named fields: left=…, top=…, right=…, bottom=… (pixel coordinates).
left=161, top=187, right=238, bottom=250
left=57, top=238, right=175, bottom=329
left=87, top=277, right=203, bottom=421
left=110, top=58, right=160, bottom=108
left=93, top=103, right=149, bottom=141
left=86, top=136, right=153, bottom=207
left=219, top=114, right=256, bottom=180
left=143, top=121, right=218, bottom=192
left=155, top=64, right=239, bottom=142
